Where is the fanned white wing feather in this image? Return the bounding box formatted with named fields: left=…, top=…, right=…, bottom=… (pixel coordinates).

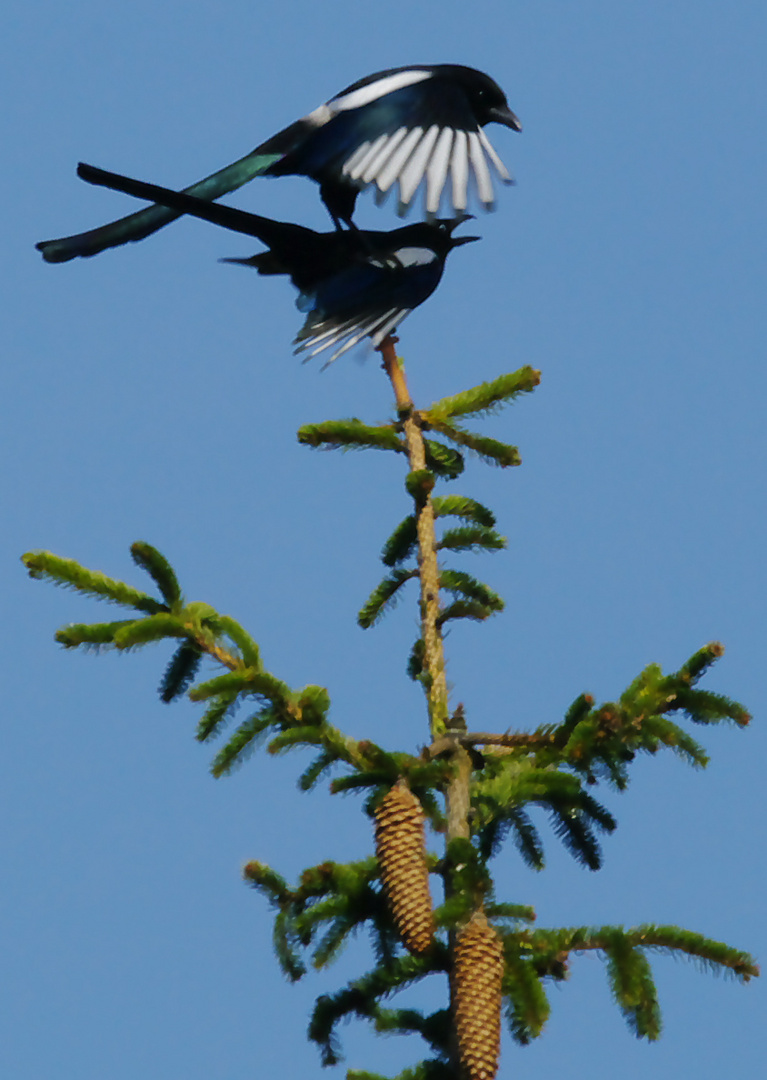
left=294, top=315, right=358, bottom=351
left=374, top=127, right=424, bottom=193
left=326, top=311, right=396, bottom=362
left=467, top=131, right=495, bottom=208
left=312, top=321, right=374, bottom=361
left=343, top=126, right=512, bottom=218
left=450, top=130, right=469, bottom=212
left=477, top=128, right=513, bottom=183
left=334, top=314, right=386, bottom=353
left=342, top=140, right=373, bottom=176
left=345, top=134, right=390, bottom=182
left=397, top=125, right=441, bottom=211
left=370, top=309, right=409, bottom=346
left=360, top=127, right=409, bottom=184
left=295, top=302, right=413, bottom=365
left=425, top=128, right=454, bottom=215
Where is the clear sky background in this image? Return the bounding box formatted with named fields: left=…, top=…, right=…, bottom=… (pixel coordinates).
left=3, top=3, right=765, bottom=1078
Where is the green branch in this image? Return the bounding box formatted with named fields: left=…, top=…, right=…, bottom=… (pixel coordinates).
left=427, top=368, right=541, bottom=421
left=23, top=550, right=165, bottom=614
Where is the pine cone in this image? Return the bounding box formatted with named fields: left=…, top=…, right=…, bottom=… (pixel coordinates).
left=374, top=782, right=435, bottom=954
left=453, top=910, right=504, bottom=1080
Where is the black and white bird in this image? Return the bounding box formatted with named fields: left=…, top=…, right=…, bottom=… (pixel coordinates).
left=37, top=64, right=519, bottom=264
left=75, top=163, right=479, bottom=364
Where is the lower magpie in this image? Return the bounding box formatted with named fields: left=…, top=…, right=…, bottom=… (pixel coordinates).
left=74, top=163, right=479, bottom=364
left=37, top=64, right=519, bottom=263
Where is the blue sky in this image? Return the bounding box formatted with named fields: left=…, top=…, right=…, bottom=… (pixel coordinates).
left=3, top=3, right=766, bottom=1078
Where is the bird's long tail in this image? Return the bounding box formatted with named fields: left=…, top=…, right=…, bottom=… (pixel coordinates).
left=36, top=150, right=282, bottom=263
left=62, top=162, right=316, bottom=256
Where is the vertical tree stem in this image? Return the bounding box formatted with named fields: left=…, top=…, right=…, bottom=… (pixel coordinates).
left=378, top=337, right=474, bottom=844
left=378, top=336, right=449, bottom=741
left=380, top=334, right=477, bottom=1071
left=379, top=335, right=476, bottom=1077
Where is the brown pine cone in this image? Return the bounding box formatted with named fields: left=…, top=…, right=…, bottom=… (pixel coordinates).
left=453, top=910, right=504, bottom=1080
left=374, top=782, right=435, bottom=955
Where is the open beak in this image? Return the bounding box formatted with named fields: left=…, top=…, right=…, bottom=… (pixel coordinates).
left=445, top=214, right=480, bottom=246
left=440, top=214, right=479, bottom=245
left=488, top=104, right=522, bottom=132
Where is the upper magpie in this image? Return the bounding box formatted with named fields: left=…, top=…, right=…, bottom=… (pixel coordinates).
left=37, top=64, right=519, bottom=264
left=74, top=162, right=479, bottom=364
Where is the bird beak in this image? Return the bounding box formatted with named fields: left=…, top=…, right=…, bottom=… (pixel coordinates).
left=443, top=215, right=480, bottom=246
left=488, top=104, right=522, bottom=131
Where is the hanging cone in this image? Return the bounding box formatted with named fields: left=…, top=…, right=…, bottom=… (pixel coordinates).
left=374, top=781, right=435, bottom=955
left=453, top=910, right=504, bottom=1080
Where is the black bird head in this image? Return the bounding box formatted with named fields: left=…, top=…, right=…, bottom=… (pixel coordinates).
left=440, top=64, right=523, bottom=132
left=422, top=214, right=481, bottom=255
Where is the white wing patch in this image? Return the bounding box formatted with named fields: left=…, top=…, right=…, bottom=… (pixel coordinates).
left=341, top=123, right=513, bottom=218
left=304, top=103, right=333, bottom=128
left=367, top=246, right=437, bottom=269
left=328, top=69, right=432, bottom=113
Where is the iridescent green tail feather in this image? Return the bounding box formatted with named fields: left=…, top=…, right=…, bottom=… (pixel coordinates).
left=36, top=150, right=282, bottom=263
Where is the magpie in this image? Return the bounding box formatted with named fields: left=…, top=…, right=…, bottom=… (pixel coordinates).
left=74, top=162, right=479, bottom=364
left=37, top=64, right=519, bottom=264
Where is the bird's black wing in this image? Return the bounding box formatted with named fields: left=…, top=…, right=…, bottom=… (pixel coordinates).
left=311, top=71, right=515, bottom=218
left=293, top=241, right=447, bottom=364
